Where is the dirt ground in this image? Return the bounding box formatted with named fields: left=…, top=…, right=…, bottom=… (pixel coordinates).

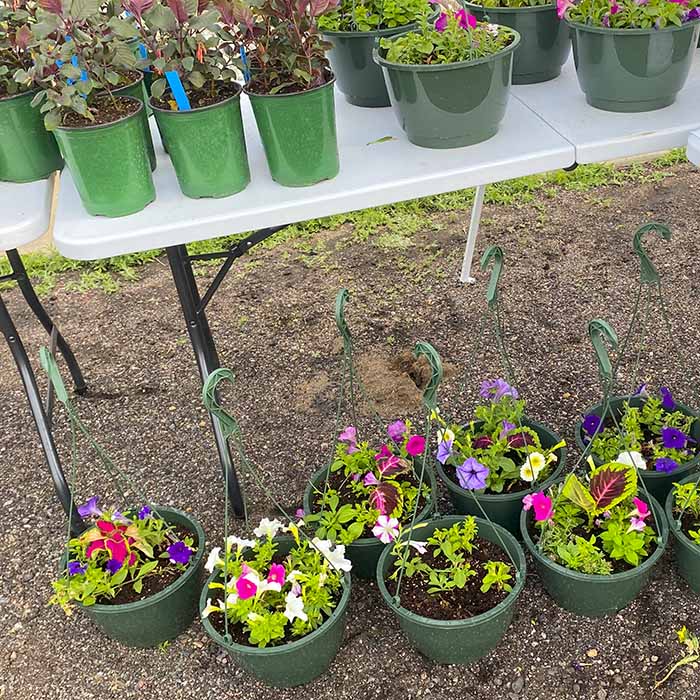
left=1, top=160, right=700, bottom=700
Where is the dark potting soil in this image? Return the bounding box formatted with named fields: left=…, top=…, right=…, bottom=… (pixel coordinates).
left=680, top=511, right=700, bottom=541
left=151, top=81, right=240, bottom=111
left=61, top=95, right=140, bottom=128
left=385, top=537, right=510, bottom=620
left=99, top=523, right=196, bottom=606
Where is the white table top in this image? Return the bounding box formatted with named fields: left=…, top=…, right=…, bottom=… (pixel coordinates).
left=514, top=53, right=700, bottom=165
left=53, top=93, right=575, bottom=260
left=688, top=129, right=700, bottom=166
left=0, top=177, right=54, bottom=252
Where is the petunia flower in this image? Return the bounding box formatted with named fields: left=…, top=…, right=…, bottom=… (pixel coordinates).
left=435, top=11, right=448, bottom=31
left=105, top=558, right=123, bottom=575
left=660, top=387, right=675, bottom=411
left=520, top=452, right=546, bottom=482
left=582, top=414, right=603, bottom=438
left=654, top=457, right=679, bottom=473
left=500, top=420, right=516, bottom=440
left=387, top=420, right=407, bottom=443
left=406, top=435, right=426, bottom=456
left=479, top=378, right=518, bottom=402
left=616, top=450, right=647, bottom=470
left=267, top=563, right=286, bottom=587
left=437, top=427, right=455, bottom=444
left=456, top=457, right=489, bottom=490
left=253, top=518, right=284, bottom=539
left=627, top=517, right=647, bottom=533
left=610, top=1, right=620, bottom=13
left=363, top=472, right=379, bottom=486
left=531, top=492, right=554, bottom=522
left=236, top=574, right=259, bottom=600
left=311, top=538, right=353, bottom=572
left=167, top=541, right=193, bottom=565
left=137, top=506, right=151, bottom=520
left=77, top=496, right=102, bottom=519
left=283, top=592, right=308, bottom=623
left=630, top=497, right=650, bottom=520
left=436, top=439, right=453, bottom=465
left=372, top=515, right=400, bottom=544
left=201, top=597, right=224, bottom=619
left=662, top=427, right=692, bottom=450
left=556, top=0, right=574, bottom=18
left=634, top=383, right=649, bottom=397
left=409, top=540, right=427, bottom=554
left=522, top=493, right=535, bottom=511
left=295, top=507, right=305, bottom=518
left=205, top=547, right=222, bottom=573
left=67, top=561, right=87, bottom=576
left=455, top=7, right=477, bottom=28
left=339, top=426, right=359, bottom=453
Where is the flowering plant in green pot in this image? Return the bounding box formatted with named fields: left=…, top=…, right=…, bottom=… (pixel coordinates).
left=672, top=480, right=700, bottom=545
left=666, top=477, right=700, bottom=593
left=559, top=0, right=700, bottom=28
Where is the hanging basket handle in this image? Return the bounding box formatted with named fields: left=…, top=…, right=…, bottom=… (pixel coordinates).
left=202, top=368, right=240, bottom=441
left=632, top=222, right=671, bottom=285
left=588, top=319, right=618, bottom=384
left=480, top=245, right=504, bottom=309
left=413, top=341, right=443, bottom=411
left=335, top=288, right=353, bottom=354
left=39, top=346, right=70, bottom=405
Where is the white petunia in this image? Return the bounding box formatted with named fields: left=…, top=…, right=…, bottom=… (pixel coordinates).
left=226, top=535, right=256, bottom=552
left=283, top=592, right=308, bottom=623
left=437, top=428, right=455, bottom=444
left=205, top=547, right=222, bottom=573
left=201, top=597, right=224, bottom=619
left=616, top=450, right=647, bottom=470
left=253, top=518, right=284, bottom=539
left=409, top=540, right=428, bottom=555
left=311, top=538, right=353, bottom=573
left=520, top=452, right=546, bottom=482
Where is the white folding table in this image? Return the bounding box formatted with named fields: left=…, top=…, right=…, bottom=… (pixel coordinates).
left=1, top=177, right=86, bottom=531
left=688, top=129, right=700, bottom=166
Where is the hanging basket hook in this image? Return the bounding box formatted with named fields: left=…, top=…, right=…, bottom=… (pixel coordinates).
left=632, top=222, right=671, bottom=285
left=588, top=319, right=618, bottom=385
left=202, top=368, right=240, bottom=441
left=413, top=342, right=443, bottom=411
left=335, top=288, right=353, bottom=354
left=480, top=245, right=504, bottom=309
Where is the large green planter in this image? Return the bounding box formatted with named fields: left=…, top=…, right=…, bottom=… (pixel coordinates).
left=567, top=19, right=700, bottom=112
left=521, top=495, right=668, bottom=617
left=54, top=97, right=155, bottom=217
left=0, top=90, right=63, bottom=183
left=322, top=24, right=418, bottom=107
left=376, top=516, right=526, bottom=664
left=200, top=537, right=351, bottom=687
left=112, top=72, right=156, bottom=171
left=575, top=395, right=700, bottom=504
left=152, top=87, right=250, bottom=199
left=303, top=462, right=438, bottom=579
left=246, top=79, right=340, bottom=187
left=374, top=29, right=521, bottom=148
left=70, top=507, right=205, bottom=647
left=436, top=417, right=567, bottom=536
left=465, top=3, right=570, bottom=83
left=665, top=474, right=700, bottom=593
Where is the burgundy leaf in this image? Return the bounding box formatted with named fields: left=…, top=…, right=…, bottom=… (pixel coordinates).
left=370, top=483, right=399, bottom=516
left=473, top=436, right=493, bottom=449
left=13, top=24, right=32, bottom=50
left=166, top=0, right=188, bottom=23
left=217, top=0, right=255, bottom=29
left=123, top=0, right=154, bottom=18
left=589, top=467, right=628, bottom=510
left=508, top=433, right=534, bottom=449
left=308, top=0, right=338, bottom=15
left=39, top=0, right=63, bottom=15
left=380, top=457, right=411, bottom=478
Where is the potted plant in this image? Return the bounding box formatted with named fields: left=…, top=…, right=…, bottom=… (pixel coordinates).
left=463, top=0, right=570, bottom=83
left=32, top=1, right=155, bottom=216
left=303, top=421, right=437, bottom=578
left=520, top=462, right=669, bottom=617
left=433, top=378, right=567, bottom=535
left=665, top=475, right=700, bottom=593
left=200, top=519, right=352, bottom=687
left=317, top=0, right=430, bottom=106
left=560, top=0, right=700, bottom=111
left=575, top=386, right=700, bottom=502
left=51, top=496, right=205, bottom=647
left=376, top=515, right=526, bottom=663
left=373, top=8, right=520, bottom=148
left=0, top=0, right=63, bottom=182
left=235, top=0, right=341, bottom=187
left=117, top=0, right=251, bottom=199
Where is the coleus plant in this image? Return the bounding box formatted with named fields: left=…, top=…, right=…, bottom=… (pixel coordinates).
left=582, top=386, right=697, bottom=474
left=672, top=480, right=700, bottom=545
left=201, top=518, right=350, bottom=648
left=526, top=461, right=658, bottom=573
left=304, top=421, right=431, bottom=546
left=558, top=0, right=700, bottom=28
left=51, top=497, right=196, bottom=613
left=317, top=0, right=428, bottom=31
left=434, top=379, right=565, bottom=494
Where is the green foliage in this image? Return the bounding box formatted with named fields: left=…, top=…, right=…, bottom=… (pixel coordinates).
left=0, top=0, right=45, bottom=96
left=598, top=509, right=652, bottom=566
left=318, top=0, right=427, bottom=31
left=673, top=480, right=700, bottom=545
left=555, top=535, right=613, bottom=575
left=480, top=560, right=513, bottom=593
left=479, top=0, right=550, bottom=7
left=566, top=0, right=700, bottom=29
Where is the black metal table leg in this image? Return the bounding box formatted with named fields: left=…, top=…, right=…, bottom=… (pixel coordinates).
left=6, top=249, right=87, bottom=395
left=0, top=293, right=85, bottom=534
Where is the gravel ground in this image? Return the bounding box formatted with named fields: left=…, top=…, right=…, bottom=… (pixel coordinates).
left=1, top=161, right=700, bottom=700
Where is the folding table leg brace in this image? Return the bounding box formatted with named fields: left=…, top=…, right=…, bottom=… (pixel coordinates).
left=1, top=249, right=86, bottom=533
left=460, top=184, right=487, bottom=284
left=165, top=226, right=288, bottom=518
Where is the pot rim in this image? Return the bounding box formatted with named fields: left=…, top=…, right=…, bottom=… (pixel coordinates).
left=665, top=472, right=700, bottom=547
left=199, top=559, right=352, bottom=656
left=67, top=506, right=206, bottom=614
left=54, top=96, right=144, bottom=133
left=243, top=75, right=336, bottom=99
left=302, top=459, right=438, bottom=548
left=0, top=87, right=39, bottom=103
left=435, top=415, right=568, bottom=502
left=566, top=17, right=700, bottom=35
left=464, top=1, right=557, bottom=12
left=112, top=69, right=145, bottom=92
left=321, top=21, right=421, bottom=38
left=520, top=489, right=669, bottom=581
left=373, top=26, right=521, bottom=71
left=376, top=515, right=526, bottom=626
left=573, top=394, right=700, bottom=479
left=150, top=83, right=243, bottom=115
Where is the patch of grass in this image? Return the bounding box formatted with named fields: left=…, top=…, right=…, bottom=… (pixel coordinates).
left=1, top=149, right=688, bottom=294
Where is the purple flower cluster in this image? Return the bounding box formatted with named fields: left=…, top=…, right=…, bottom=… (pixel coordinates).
left=479, top=378, right=519, bottom=402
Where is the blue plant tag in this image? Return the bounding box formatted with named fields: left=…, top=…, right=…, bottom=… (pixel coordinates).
left=165, top=71, right=191, bottom=110
left=239, top=46, right=251, bottom=83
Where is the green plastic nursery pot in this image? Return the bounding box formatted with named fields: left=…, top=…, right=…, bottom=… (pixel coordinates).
left=574, top=395, right=700, bottom=504
left=151, top=87, right=250, bottom=199
left=246, top=79, right=340, bottom=187
left=373, top=29, right=521, bottom=148
left=464, top=3, right=570, bottom=84
left=112, top=72, right=157, bottom=171
left=67, top=507, right=205, bottom=647
left=376, top=516, right=526, bottom=664
left=0, top=90, right=63, bottom=183
left=200, top=537, right=352, bottom=687
left=435, top=417, right=567, bottom=536
left=53, top=97, right=156, bottom=218
left=665, top=474, right=700, bottom=593
left=322, top=25, right=419, bottom=107
left=567, top=20, right=700, bottom=112
left=303, top=462, right=438, bottom=579
left=521, top=494, right=668, bottom=617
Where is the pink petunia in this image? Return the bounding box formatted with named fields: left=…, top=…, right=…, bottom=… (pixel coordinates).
left=236, top=575, right=258, bottom=600
left=372, top=515, right=400, bottom=544
left=406, top=435, right=426, bottom=456
left=556, top=0, right=574, bottom=19
left=455, top=8, right=477, bottom=29
left=531, top=492, right=554, bottom=522
left=632, top=497, right=650, bottom=519
left=267, top=563, right=286, bottom=586
left=339, top=426, right=359, bottom=453
left=435, top=11, right=448, bottom=31
left=628, top=517, right=647, bottom=533
left=522, top=493, right=535, bottom=511
left=363, top=472, right=379, bottom=486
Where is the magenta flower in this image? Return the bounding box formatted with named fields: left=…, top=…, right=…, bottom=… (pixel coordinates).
left=167, top=541, right=193, bottom=565
left=455, top=8, right=477, bottom=28
left=628, top=517, right=647, bottom=532
left=631, top=497, right=650, bottom=519
left=610, top=1, right=620, bottom=13
left=435, top=11, right=448, bottom=31
left=522, top=493, right=535, bottom=511
left=456, top=458, right=489, bottom=490
left=387, top=420, right=407, bottom=443
left=372, top=515, right=400, bottom=544
left=655, top=457, right=679, bottom=473
left=531, top=492, right=554, bottom=522
left=436, top=439, right=453, bottom=465
left=406, top=435, right=426, bottom=456
left=339, top=426, right=359, bottom=453
left=556, top=0, right=574, bottom=17
left=267, top=563, right=286, bottom=586
left=363, top=472, right=379, bottom=486
left=236, top=575, right=258, bottom=600
left=295, top=507, right=305, bottom=518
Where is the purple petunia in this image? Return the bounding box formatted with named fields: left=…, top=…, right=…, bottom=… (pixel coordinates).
left=660, top=387, right=675, bottom=411
left=437, top=439, right=453, bottom=465
left=654, top=457, right=679, bottom=474
left=105, top=558, right=123, bottom=575
left=387, top=420, right=407, bottom=443
left=138, top=505, right=151, bottom=520
left=435, top=12, right=448, bottom=31
left=67, top=561, right=87, bottom=576
left=500, top=420, right=516, bottom=441
left=582, top=414, right=603, bottom=438
left=167, top=541, right=193, bottom=566
left=456, top=458, right=489, bottom=491
left=661, top=426, right=692, bottom=450
left=77, top=496, right=102, bottom=519
left=479, top=378, right=519, bottom=402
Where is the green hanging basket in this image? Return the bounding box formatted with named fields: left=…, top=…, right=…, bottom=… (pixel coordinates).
left=665, top=474, right=700, bottom=593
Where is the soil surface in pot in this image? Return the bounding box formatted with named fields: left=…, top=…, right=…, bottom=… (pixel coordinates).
left=61, top=95, right=140, bottom=128
left=680, top=511, right=700, bottom=541
left=151, top=81, right=240, bottom=111
left=385, top=536, right=510, bottom=619
left=246, top=69, right=333, bottom=96
left=99, top=523, right=197, bottom=606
